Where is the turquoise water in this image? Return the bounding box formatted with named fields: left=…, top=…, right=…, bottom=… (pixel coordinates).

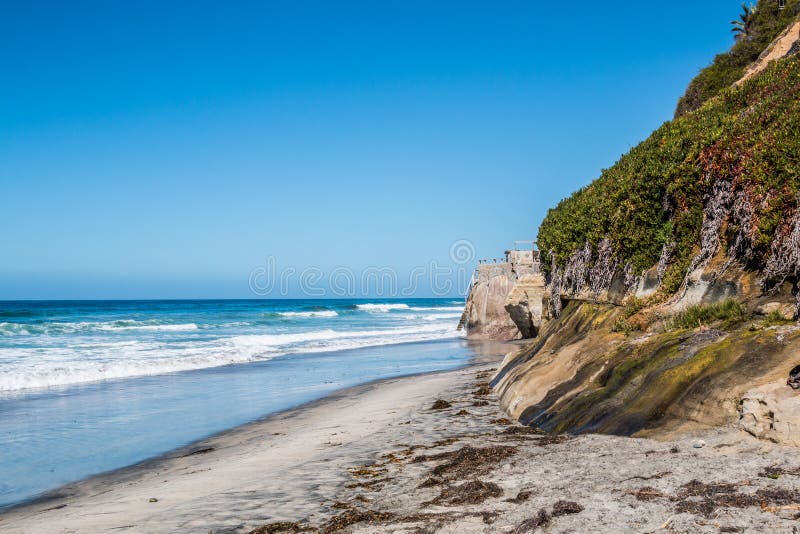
left=0, top=299, right=473, bottom=509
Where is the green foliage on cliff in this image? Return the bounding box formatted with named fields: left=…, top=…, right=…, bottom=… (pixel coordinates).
left=675, top=0, right=800, bottom=117
left=538, top=51, right=800, bottom=292
left=667, top=299, right=746, bottom=330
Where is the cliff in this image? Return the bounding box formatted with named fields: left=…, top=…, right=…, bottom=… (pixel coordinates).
left=481, top=12, right=800, bottom=446
left=461, top=248, right=546, bottom=340
left=492, top=300, right=800, bottom=441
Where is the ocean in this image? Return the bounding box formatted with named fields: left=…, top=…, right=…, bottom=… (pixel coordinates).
left=0, top=298, right=476, bottom=508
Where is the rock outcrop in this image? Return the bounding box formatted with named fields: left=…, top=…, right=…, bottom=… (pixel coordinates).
left=740, top=381, right=800, bottom=447
left=755, top=301, right=796, bottom=321
left=492, top=300, right=800, bottom=438
left=463, top=262, right=520, bottom=340
left=462, top=248, right=547, bottom=340
left=504, top=273, right=546, bottom=338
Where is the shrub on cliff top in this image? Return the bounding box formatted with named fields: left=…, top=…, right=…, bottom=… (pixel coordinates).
left=675, top=0, right=800, bottom=117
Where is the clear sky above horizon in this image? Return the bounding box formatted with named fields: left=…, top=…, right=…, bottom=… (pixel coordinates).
left=1, top=1, right=744, bottom=299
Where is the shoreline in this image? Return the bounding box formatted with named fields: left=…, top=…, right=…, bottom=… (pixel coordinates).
left=0, top=344, right=509, bottom=532
left=0, top=333, right=493, bottom=511
left=3, top=344, right=800, bottom=533
left=1, top=360, right=488, bottom=513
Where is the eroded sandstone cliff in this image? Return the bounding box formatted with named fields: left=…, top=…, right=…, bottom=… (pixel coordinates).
left=481, top=15, right=800, bottom=445
left=492, top=298, right=800, bottom=441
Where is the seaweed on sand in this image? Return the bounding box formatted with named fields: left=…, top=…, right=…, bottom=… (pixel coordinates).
left=249, top=521, right=315, bottom=534
left=506, top=490, right=533, bottom=503
left=552, top=500, right=584, bottom=516
left=535, top=435, right=569, bottom=446
left=759, top=465, right=800, bottom=478
left=426, top=479, right=503, bottom=506
left=498, top=427, right=568, bottom=446
left=343, top=477, right=390, bottom=492
left=412, top=445, right=517, bottom=480
left=671, top=479, right=800, bottom=517
left=347, top=464, right=386, bottom=478
left=430, top=399, right=452, bottom=410
left=418, top=476, right=442, bottom=488
left=473, top=384, right=492, bottom=396
left=514, top=509, right=550, bottom=533
left=673, top=480, right=755, bottom=516
left=320, top=510, right=395, bottom=534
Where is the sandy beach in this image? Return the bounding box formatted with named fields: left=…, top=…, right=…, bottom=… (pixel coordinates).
left=1, top=344, right=799, bottom=534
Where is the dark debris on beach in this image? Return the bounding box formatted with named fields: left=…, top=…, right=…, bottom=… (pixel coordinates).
left=244, top=363, right=800, bottom=534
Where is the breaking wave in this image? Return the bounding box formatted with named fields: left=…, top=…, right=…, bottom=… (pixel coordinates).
left=0, top=322, right=461, bottom=393
left=278, top=311, right=339, bottom=318
left=0, top=321, right=199, bottom=336
left=355, top=303, right=410, bottom=312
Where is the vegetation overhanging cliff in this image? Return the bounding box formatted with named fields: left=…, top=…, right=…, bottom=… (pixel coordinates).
left=493, top=7, right=800, bottom=442
left=539, top=22, right=800, bottom=304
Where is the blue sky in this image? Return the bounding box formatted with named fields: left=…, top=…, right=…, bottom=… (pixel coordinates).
left=1, top=1, right=742, bottom=299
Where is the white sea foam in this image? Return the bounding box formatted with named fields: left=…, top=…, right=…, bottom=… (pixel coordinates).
left=395, top=312, right=462, bottom=322
left=0, top=322, right=32, bottom=336
left=0, top=320, right=200, bottom=336
left=420, top=313, right=463, bottom=321
left=0, top=321, right=463, bottom=393
left=0, top=341, right=260, bottom=393
left=407, top=306, right=464, bottom=312
left=356, top=303, right=410, bottom=312
left=278, top=311, right=339, bottom=318
left=99, top=323, right=199, bottom=332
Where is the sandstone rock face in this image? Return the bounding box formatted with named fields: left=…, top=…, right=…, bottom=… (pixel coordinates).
left=756, top=302, right=796, bottom=320
left=465, top=263, right=520, bottom=340
left=463, top=249, right=540, bottom=340
left=666, top=255, right=762, bottom=312
left=635, top=266, right=661, bottom=299
left=739, top=382, right=800, bottom=447
left=493, top=297, right=800, bottom=437
left=504, top=273, right=546, bottom=338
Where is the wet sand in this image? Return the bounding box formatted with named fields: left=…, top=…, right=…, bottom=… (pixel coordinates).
left=3, top=351, right=800, bottom=533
